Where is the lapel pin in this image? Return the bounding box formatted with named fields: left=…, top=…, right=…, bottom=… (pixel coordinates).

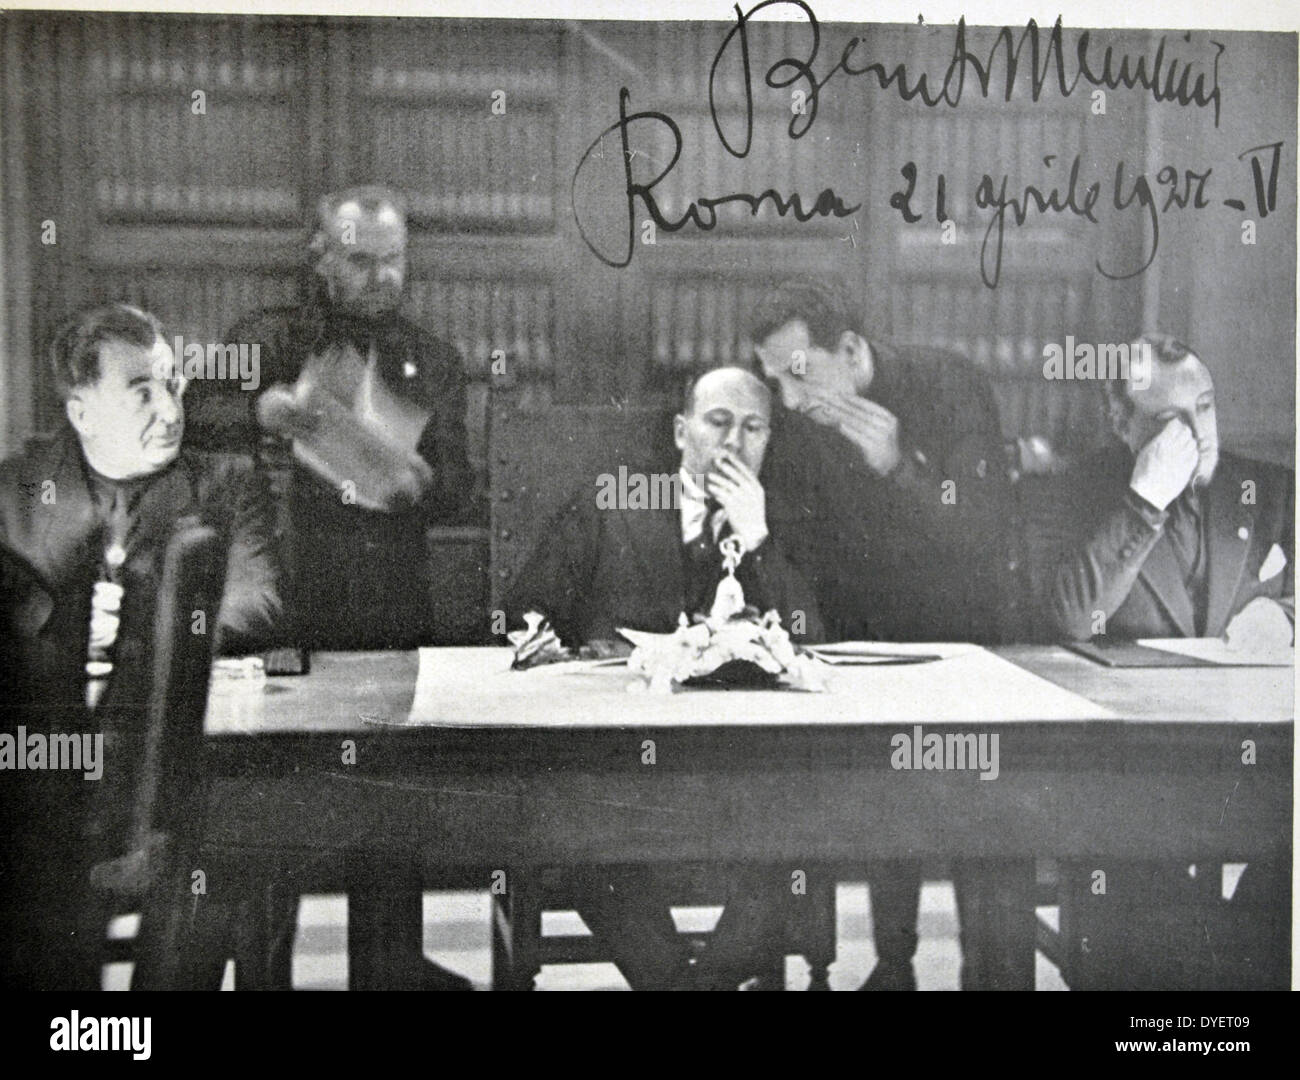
left=1237, top=526, right=1249, bottom=541
left=403, top=362, right=417, bottom=378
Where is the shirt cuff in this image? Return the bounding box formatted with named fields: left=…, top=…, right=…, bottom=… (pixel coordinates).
left=1123, top=488, right=1169, bottom=530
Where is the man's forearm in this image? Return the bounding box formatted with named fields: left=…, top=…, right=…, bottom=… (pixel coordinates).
left=1047, top=493, right=1167, bottom=639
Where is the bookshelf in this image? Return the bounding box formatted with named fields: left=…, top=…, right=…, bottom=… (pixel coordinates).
left=12, top=12, right=1153, bottom=461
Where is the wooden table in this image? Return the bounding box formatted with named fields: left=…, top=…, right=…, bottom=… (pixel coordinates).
left=201, top=645, right=1293, bottom=989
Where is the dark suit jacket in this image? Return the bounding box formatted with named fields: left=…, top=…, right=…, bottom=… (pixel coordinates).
left=0, top=426, right=283, bottom=887
left=763, top=341, right=1010, bottom=643
left=1034, top=447, right=1294, bottom=640
left=505, top=481, right=826, bottom=647
left=0, top=427, right=283, bottom=717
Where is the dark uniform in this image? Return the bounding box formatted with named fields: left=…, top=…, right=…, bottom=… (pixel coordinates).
left=189, top=299, right=478, bottom=649
left=763, top=339, right=1010, bottom=644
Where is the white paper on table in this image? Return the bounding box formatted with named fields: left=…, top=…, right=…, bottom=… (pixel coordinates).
left=405, top=644, right=1116, bottom=728
left=1138, top=637, right=1295, bottom=667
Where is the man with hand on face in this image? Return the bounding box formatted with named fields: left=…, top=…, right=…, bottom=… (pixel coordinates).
left=508, top=366, right=823, bottom=648
left=752, top=279, right=1009, bottom=646
left=506, top=366, right=823, bottom=989
left=1035, top=332, right=1292, bottom=989
left=751, top=279, right=1010, bottom=990
left=1040, top=332, right=1293, bottom=647
left=0, top=303, right=282, bottom=989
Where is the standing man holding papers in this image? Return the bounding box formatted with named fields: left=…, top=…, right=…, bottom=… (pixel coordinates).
left=189, top=184, right=479, bottom=649
left=189, top=185, right=479, bottom=990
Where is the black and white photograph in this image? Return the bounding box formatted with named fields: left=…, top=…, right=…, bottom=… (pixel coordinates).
left=0, top=0, right=1294, bottom=1025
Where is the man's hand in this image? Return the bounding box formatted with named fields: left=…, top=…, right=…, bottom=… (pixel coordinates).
left=707, top=451, right=768, bottom=552
left=256, top=383, right=320, bottom=438
left=1224, top=597, right=1294, bottom=653
left=1129, top=417, right=1199, bottom=511
left=804, top=390, right=903, bottom=476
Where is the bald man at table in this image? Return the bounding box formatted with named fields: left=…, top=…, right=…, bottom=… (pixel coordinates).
left=507, top=366, right=825, bottom=988
left=508, top=366, right=824, bottom=652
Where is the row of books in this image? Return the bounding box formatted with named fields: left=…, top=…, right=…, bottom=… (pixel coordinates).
left=644, top=272, right=1093, bottom=378
left=649, top=277, right=773, bottom=371
left=77, top=15, right=1093, bottom=240
left=882, top=274, right=1091, bottom=374
left=86, top=13, right=303, bottom=93
left=95, top=180, right=299, bottom=219
left=91, top=91, right=302, bottom=221
left=97, top=267, right=299, bottom=349
left=370, top=103, right=556, bottom=228
left=362, top=21, right=560, bottom=100
left=363, top=68, right=556, bottom=101
left=405, top=279, right=555, bottom=380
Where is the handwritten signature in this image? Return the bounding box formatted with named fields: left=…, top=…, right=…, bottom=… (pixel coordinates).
left=570, top=2, right=1246, bottom=284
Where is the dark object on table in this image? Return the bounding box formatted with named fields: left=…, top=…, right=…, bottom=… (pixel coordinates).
left=681, top=659, right=783, bottom=690
left=1064, top=639, right=1217, bottom=668
left=263, top=646, right=311, bottom=676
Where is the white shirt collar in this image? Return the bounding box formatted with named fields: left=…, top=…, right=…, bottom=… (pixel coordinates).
left=678, top=467, right=724, bottom=544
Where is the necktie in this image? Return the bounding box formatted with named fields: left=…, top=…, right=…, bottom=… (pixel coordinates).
left=103, top=484, right=130, bottom=582
left=682, top=498, right=725, bottom=615
left=1166, top=489, right=1207, bottom=633
left=1166, top=490, right=1203, bottom=583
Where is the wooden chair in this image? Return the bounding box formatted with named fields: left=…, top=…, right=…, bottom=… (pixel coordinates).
left=487, top=401, right=837, bottom=989
left=86, top=522, right=228, bottom=989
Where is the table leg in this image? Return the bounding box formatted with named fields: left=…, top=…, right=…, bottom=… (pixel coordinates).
left=348, top=871, right=425, bottom=991
left=491, top=883, right=540, bottom=991
left=954, top=858, right=1036, bottom=991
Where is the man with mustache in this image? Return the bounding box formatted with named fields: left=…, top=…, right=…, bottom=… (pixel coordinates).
left=0, top=302, right=282, bottom=988
left=751, top=278, right=1012, bottom=990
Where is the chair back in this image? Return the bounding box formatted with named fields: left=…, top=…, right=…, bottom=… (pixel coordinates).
left=488, top=404, right=675, bottom=610
left=89, top=522, right=227, bottom=895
